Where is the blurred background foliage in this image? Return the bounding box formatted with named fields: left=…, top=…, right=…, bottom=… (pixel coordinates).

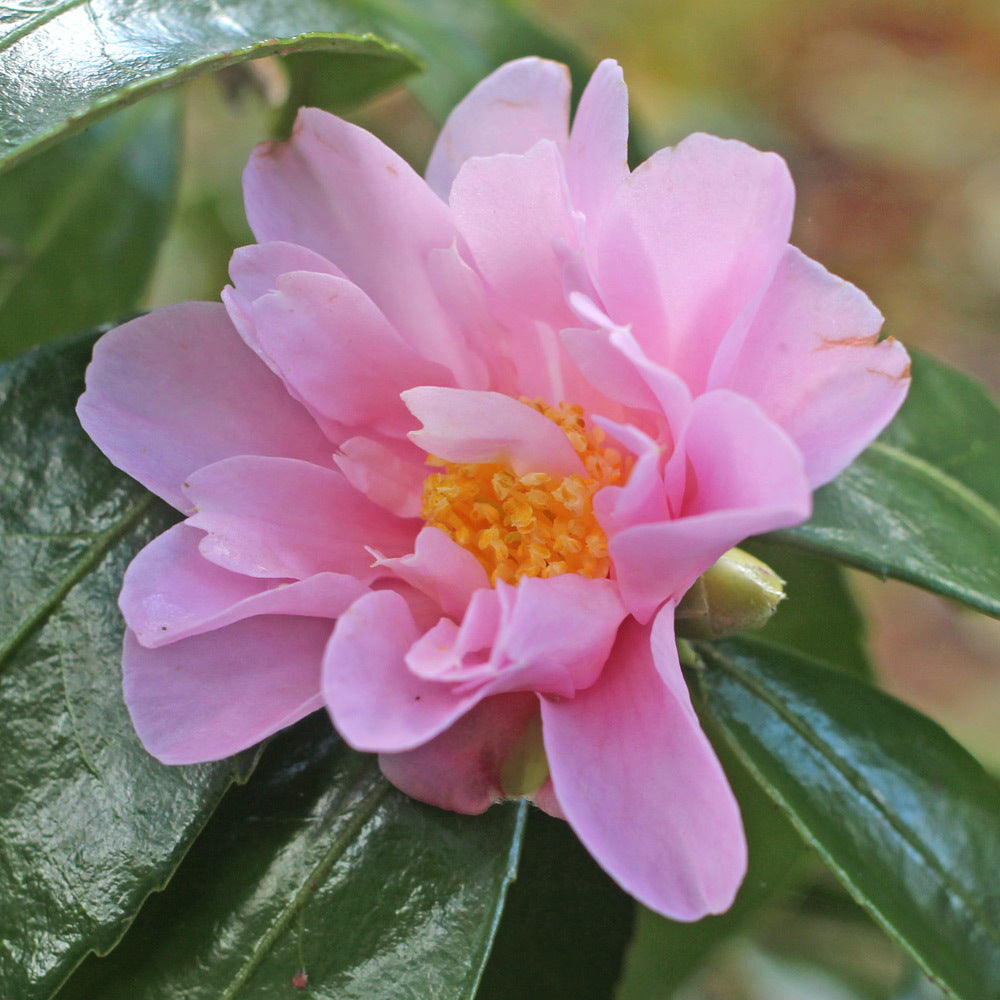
left=2, top=1, right=998, bottom=997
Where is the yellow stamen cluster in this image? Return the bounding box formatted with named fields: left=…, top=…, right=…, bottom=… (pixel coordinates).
left=421, top=399, right=629, bottom=585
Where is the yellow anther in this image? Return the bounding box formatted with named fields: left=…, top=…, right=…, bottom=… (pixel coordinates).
left=420, top=399, right=630, bottom=585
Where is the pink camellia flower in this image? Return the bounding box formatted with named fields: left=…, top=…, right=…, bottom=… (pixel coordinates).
left=77, top=57, right=910, bottom=920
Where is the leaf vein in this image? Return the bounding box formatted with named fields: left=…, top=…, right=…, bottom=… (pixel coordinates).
left=0, top=491, right=152, bottom=677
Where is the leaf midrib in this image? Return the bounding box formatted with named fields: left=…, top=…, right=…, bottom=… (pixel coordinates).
left=0, top=491, right=153, bottom=676
left=863, top=441, right=1000, bottom=535
left=220, top=776, right=392, bottom=1000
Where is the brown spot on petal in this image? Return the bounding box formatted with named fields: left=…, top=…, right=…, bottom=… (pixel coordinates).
left=817, top=332, right=879, bottom=350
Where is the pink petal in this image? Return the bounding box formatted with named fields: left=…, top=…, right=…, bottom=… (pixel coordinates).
left=76, top=303, right=334, bottom=512
left=722, top=247, right=911, bottom=487
left=249, top=271, right=453, bottom=437
left=449, top=140, right=593, bottom=403
left=425, top=245, right=511, bottom=392
left=425, top=57, right=570, bottom=200
left=220, top=243, right=351, bottom=443
left=120, top=522, right=367, bottom=648
left=371, top=526, right=490, bottom=620
left=480, top=576, right=627, bottom=696
left=404, top=576, right=627, bottom=698
left=595, top=133, right=794, bottom=393
left=609, top=391, right=811, bottom=622
left=123, top=615, right=332, bottom=764
left=402, top=387, right=584, bottom=476
left=593, top=437, right=672, bottom=537
left=229, top=240, right=344, bottom=298
left=378, top=692, right=541, bottom=814
left=184, top=456, right=416, bottom=580
left=560, top=327, right=663, bottom=415
left=333, top=434, right=427, bottom=519
left=243, top=108, right=464, bottom=370
left=541, top=609, right=747, bottom=920
left=566, top=59, right=629, bottom=235
left=323, top=590, right=481, bottom=753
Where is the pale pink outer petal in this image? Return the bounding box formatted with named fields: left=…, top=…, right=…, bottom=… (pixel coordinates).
left=333, top=435, right=427, bottom=519
left=124, top=615, right=333, bottom=764
left=184, top=456, right=416, bottom=581
left=121, top=522, right=367, bottom=648
left=243, top=108, right=465, bottom=372
left=76, top=303, right=334, bottom=512
left=371, top=526, right=490, bottom=620
left=220, top=242, right=349, bottom=443
left=250, top=271, right=454, bottom=437
left=449, top=140, right=597, bottom=405
left=223, top=242, right=344, bottom=357
left=229, top=240, right=344, bottom=295
left=323, top=590, right=481, bottom=753
left=541, top=608, right=747, bottom=920
left=425, top=57, right=570, bottom=200
left=595, top=133, right=794, bottom=393
left=721, top=247, right=911, bottom=487
left=609, top=391, right=811, bottom=622
left=378, top=692, right=541, bottom=814
left=402, top=387, right=585, bottom=477
left=565, top=59, right=629, bottom=235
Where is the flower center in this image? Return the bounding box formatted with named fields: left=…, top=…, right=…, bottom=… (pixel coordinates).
left=421, top=399, right=628, bottom=585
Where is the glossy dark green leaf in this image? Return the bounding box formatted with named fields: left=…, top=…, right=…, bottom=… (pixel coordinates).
left=0, top=333, right=258, bottom=1000
left=0, top=2, right=420, bottom=172
left=476, top=808, right=635, bottom=1000
left=0, top=94, right=178, bottom=361
left=772, top=351, right=1000, bottom=618
left=55, top=713, right=526, bottom=1000
left=698, top=637, right=1000, bottom=1000
left=743, top=540, right=870, bottom=677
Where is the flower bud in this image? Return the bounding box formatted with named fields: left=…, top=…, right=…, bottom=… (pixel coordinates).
left=675, top=547, right=785, bottom=640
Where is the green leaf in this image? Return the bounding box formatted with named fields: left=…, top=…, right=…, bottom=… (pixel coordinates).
left=476, top=809, right=635, bottom=1000
left=743, top=540, right=870, bottom=677
left=55, top=714, right=526, bottom=1000
left=0, top=3, right=420, bottom=173
left=0, top=0, right=592, bottom=177
left=698, top=637, right=1000, bottom=1000
left=0, top=333, right=258, bottom=1000
left=0, top=94, right=179, bottom=361
left=772, top=351, right=1000, bottom=618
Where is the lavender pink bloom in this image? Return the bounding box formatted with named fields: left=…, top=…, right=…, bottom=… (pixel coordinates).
left=77, top=58, right=910, bottom=920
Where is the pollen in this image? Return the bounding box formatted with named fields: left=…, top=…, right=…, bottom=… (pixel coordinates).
left=421, top=399, right=629, bottom=585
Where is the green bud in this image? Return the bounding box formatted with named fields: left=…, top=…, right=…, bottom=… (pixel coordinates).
left=498, top=713, right=549, bottom=798
left=674, top=547, right=785, bottom=640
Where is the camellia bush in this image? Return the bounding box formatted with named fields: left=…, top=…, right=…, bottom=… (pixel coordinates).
left=2, top=3, right=999, bottom=1000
